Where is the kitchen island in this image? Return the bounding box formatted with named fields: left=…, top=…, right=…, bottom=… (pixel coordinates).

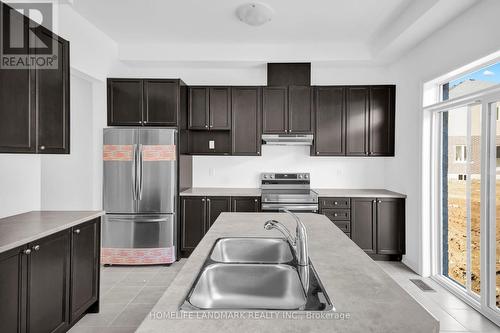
left=137, top=212, right=439, bottom=332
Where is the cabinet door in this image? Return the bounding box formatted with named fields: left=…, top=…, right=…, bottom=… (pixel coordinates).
left=28, top=230, right=70, bottom=333
left=207, top=197, right=231, bottom=228
left=262, top=87, right=288, bottom=134
left=231, top=87, right=261, bottom=155
left=351, top=198, right=376, bottom=254
left=314, top=87, right=345, bottom=156
left=209, top=87, right=231, bottom=130
left=346, top=87, right=369, bottom=156
left=188, top=87, right=209, bottom=129
left=0, top=5, right=35, bottom=153
left=143, top=80, right=178, bottom=126
left=108, top=79, right=143, bottom=126
left=231, top=197, right=260, bottom=212
left=181, top=197, right=207, bottom=252
left=71, top=219, right=99, bottom=323
left=0, top=246, right=27, bottom=333
left=36, top=30, right=70, bottom=154
left=288, top=86, right=313, bottom=133
left=376, top=198, right=405, bottom=255
left=369, top=86, right=395, bottom=156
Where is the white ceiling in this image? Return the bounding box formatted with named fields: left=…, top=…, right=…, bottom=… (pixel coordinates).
left=70, top=0, right=479, bottom=65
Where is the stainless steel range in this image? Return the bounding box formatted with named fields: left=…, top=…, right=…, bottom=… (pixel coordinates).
left=260, top=173, right=318, bottom=212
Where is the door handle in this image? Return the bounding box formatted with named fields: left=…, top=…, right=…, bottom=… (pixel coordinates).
left=132, top=144, right=138, bottom=200
left=138, top=144, right=144, bottom=200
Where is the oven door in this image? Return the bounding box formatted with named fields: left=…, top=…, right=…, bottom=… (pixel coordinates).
left=261, top=203, right=319, bottom=213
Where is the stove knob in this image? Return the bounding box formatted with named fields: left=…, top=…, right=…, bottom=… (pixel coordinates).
left=264, top=175, right=268, bottom=179
left=304, top=174, right=309, bottom=179
left=270, top=175, right=274, bottom=179
left=298, top=175, right=303, bottom=179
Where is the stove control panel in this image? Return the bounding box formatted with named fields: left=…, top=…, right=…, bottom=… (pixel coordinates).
left=261, top=173, right=310, bottom=181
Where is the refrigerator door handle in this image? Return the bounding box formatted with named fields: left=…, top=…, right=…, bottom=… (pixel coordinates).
left=138, top=144, right=144, bottom=200
left=131, top=144, right=138, bottom=200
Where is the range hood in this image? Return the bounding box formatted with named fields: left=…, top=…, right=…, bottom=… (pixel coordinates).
left=261, top=134, right=313, bottom=146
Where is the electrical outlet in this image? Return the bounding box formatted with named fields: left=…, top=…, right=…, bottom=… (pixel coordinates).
left=209, top=140, right=215, bottom=150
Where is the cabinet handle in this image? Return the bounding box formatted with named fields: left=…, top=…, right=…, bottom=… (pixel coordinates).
left=74, top=229, right=81, bottom=234
left=334, top=201, right=338, bottom=205
left=143, top=120, right=147, bottom=124
left=372, top=200, right=376, bottom=203
left=202, top=198, right=205, bottom=202
left=39, top=145, right=45, bottom=151
left=334, top=213, right=338, bottom=217
left=23, top=249, right=31, bottom=255
left=205, top=125, right=208, bottom=128
left=207, top=198, right=211, bottom=202
left=32, top=245, right=40, bottom=251
left=257, top=151, right=260, bottom=154
left=378, top=200, right=382, bottom=203
left=254, top=198, right=258, bottom=202
left=316, top=152, right=319, bottom=155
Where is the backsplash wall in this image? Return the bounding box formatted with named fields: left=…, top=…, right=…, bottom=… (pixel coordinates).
left=192, top=145, right=388, bottom=188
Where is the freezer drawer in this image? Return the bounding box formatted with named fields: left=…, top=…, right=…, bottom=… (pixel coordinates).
left=101, top=214, right=176, bottom=265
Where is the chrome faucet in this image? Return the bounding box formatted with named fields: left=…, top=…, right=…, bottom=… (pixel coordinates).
left=264, top=208, right=309, bottom=266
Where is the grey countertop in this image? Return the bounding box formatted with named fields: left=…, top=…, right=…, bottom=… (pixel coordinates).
left=137, top=213, right=438, bottom=333
left=179, top=187, right=406, bottom=198
left=0, top=211, right=104, bottom=253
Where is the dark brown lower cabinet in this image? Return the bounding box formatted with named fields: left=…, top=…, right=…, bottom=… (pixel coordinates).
left=231, top=197, right=260, bottom=212
left=181, top=197, right=207, bottom=254
left=0, top=246, right=27, bottom=333
left=28, top=230, right=71, bottom=333
left=351, top=197, right=405, bottom=260
left=376, top=198, right=405, bottom=255
left=207, top=197, right=231, bottom=227
left=351, top=198, right=377, bottom=255
left=0, top=218, right=101, bottom=333
left=70, top=220, right=100, bottom=323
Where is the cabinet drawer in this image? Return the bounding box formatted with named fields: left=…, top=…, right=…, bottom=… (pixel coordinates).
left=320, top=197, right=350, bottom=209
left=323, top=209, right=351, bottom=221
left=332, top=220, right=351, bottom=233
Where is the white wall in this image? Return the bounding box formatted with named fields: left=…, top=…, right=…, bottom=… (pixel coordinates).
left=41, top=74, right=95, bottom=210
left=386, top=0, right=500, bottom=275
left=0, top=155, right=40, bottom=218
left=193, top=145, right=388, bottom=188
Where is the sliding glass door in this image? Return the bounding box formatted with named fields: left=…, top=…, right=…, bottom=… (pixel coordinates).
left=436, top=95, right=500, bottom=322
left=441, top=103, right=482, bottom=297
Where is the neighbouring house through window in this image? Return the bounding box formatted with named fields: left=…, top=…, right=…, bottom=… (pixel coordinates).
left=455, top=144, right=467, bottom=162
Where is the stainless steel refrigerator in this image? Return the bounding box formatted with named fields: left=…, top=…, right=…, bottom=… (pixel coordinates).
left=102, top=128, right=177, bottom=265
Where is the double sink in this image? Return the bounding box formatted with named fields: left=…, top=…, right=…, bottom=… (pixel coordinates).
left=180, top=237, right=334, bottom=311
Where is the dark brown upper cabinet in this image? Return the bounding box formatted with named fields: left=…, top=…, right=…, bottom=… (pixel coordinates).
left=108, top=78, right=184, bottom=127
left=262, top=86, right=288, bottom=133
left=231, top=87, right=262, bottom=156
left=0, top=3, right=70, bottom=154
left=262, top=86, right=313, bottom=134
left=143, top=80, right=180, bottom=126
left=313, top=87, right=345, bottom=156
left=369, top=86, right=395, bottom=156
left=188, top=87, right=231, bottom=130
left=346, top=85, right=395, bottom=156
left=288, top=86, right=314, bottom=133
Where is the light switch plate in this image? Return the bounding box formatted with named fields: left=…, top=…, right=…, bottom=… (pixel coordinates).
left=209, top=140, right=215, bottom=150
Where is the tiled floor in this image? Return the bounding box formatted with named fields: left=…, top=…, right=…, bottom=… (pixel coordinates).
left=70, top=260, right=499, bottom=333
left=68, top=259, right=186, bottom=333
left=376, top=262, right=499, bottom=333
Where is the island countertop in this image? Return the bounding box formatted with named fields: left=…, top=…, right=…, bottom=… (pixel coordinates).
left=137, top=213, right=438, bottom=333
left=0, top=211, right=104, bottom=253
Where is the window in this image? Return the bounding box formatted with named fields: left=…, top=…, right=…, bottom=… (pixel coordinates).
left=455, top=145, right=467, bottom=162
left=442, top=62, right=500, bottom=101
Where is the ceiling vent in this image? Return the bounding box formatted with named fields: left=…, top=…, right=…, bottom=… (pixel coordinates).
left=236, top=2, right=274, bottom=27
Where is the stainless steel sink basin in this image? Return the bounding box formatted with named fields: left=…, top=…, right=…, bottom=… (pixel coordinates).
left=210, top=237, right=294, bottom=263
left=187, top=264, right=306, bottom=310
